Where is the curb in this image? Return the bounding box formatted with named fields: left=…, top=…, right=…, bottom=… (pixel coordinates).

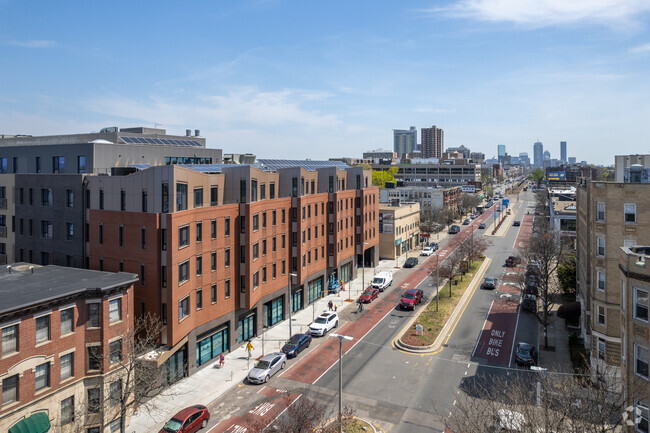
left=394, top=258, right=492, bottom=354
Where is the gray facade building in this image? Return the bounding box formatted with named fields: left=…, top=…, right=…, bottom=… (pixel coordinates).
left=560, top=141, right=567, bottom=163
left=533, top=141, right=544, bottom=168
left=393, top=127, right=417, bottom=158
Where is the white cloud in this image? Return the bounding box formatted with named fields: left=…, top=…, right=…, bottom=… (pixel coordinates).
left=629, top=42, right=650, bottom=54
left=431, top=0, right=650, bottom=28
left=8, top=40, right=56, bottom=48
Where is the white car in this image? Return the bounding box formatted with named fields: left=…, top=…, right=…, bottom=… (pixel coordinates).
left=308, top=312, right=339, bottom=337
left=247, top=352, right=286, bottom=384
left=371, top=272, right=393, bottom=292
left=421, top=246, right=434, bottom=256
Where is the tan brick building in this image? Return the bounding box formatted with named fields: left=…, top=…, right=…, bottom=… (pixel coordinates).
left=378, top=202, right=420, bottom=260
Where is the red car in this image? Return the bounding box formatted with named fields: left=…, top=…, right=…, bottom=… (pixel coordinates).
left=160, top=405, right=210, bottom=433
left=358, top=287, right=380, bottom=303
left=400, top=289, right=424, bottom=310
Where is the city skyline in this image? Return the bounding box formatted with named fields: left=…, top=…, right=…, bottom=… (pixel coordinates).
left=2, top=1, right=650, bottom=165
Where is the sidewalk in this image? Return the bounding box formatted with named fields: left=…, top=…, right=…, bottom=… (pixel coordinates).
left=128, top=259, right=401, bottom=432
left=537, top=307, right=573, bottom=373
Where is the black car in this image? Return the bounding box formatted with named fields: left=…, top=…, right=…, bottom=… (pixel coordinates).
left=482, top=277, right=497, bottom=290
left=478, top=222, right=486, bottom=229
left=448, top=225, right=460, bottom=234
left=462, top=218, right=471, bottom=225
left=513, top=220, right=521, bottom=227
left=281, top=333, right=312, bottom=358
left=514, top=342, right=537, bottom=367
left=505, top=256, right=521, bottom=267
left=428, top=242, right=439, bottom=251
left=404, top=257, right=419, bottom=268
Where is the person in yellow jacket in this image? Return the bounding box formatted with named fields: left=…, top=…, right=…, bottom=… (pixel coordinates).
left=246, top=341, right=254, bottom=359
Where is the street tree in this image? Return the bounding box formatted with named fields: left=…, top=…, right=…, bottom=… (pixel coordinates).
left=557, top=256, right=577, bottom=296
left=371, top=167, right=398, bottom=187
left=442, top=365, right=635, bottom=433
left=459, top=193, right=481, bottom=214
left=521, top=218, right=570, bottom=349
left=438, top=251, right=464, bottom=297
left=528, top=167, right=545, bottom=187
left=457, top=230, right=491, bottom=267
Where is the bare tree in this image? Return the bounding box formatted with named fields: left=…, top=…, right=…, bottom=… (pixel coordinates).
left=459, top=193, right=481, bottom=214
left=457, top=229, right=491, bottom=268
left=521, top=218, right=570, bottom=349
left=439, top=251, right=464, bottom=297
left=442, top=365, right=633, bottom=433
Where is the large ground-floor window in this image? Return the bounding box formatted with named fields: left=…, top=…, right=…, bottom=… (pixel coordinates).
left=340, top=262, right=352, bottom=283
left=266, top=297, right=284, bottom=327
left=307, top=277, right=323, bottom=304
left=163, top=344, right=187, bottom=384
left=196, top=326, right=229, bottom=367
left=291, top=289, right=303, bottom=313
left=238, top=313, right=256, bottom=342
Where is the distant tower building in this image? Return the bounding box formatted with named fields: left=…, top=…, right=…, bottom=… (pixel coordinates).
left=543, top=150, right=551, bottom=160
left=421, top=125, right=444, bottom=158
left=568, top=157, right=576, bottom=164
left=519, top=152, right=530, bottom=166
left=533, top=141, right=544, bottom=168
left=393, top=127, right=418, bottom=158
left=498, top=144, right=506, bottom=158
left=560, top=141, right=567, bottom=163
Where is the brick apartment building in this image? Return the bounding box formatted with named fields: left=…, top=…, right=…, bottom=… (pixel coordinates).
left=0, top=264, right=137, bottom=433
left=85, top=161, right=379, bottom=380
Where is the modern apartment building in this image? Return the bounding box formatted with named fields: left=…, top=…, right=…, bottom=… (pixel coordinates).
left=373, top=161, right=481, bottom=189
left=614, top=154, right=650, bottom=183
left=378, top=202, right=421, bottom=260
left=0, top=264, right=137, bottom=433
left=576, top=177, right=650, bottom=379
left=393, top=127, right=417, bottom=158
left=619, top=246, right=649, bottom=432
left=85, top=161, right=378, bottom=380
left=421, top=125, right=444, bottom=159
left=379, top=185, right=462, bottom=211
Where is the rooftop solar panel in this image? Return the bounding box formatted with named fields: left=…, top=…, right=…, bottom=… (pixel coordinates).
left=256, top=159, right=349, bottom=171
left=119, top=136, right=203, bottom=147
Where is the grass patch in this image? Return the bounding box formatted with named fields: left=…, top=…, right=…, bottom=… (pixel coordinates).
left=321, top=417, right=373, bottom=433
left=400, top=258, right=485, bottom=347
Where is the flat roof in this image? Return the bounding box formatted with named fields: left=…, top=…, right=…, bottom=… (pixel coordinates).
left=0, top=264, right=138, bottom=316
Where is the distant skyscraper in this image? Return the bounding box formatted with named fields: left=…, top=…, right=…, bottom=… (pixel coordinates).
left=560, top=141, right=567, bottom=163
left=498, top=144, right=506, bottom=158
left=393, top=127, right=417, bottom=158
left=568, top=157, right=576, bottom=164
left=533, top=141, right=544, bottom=168
left=519, top=152, right=530, bottom=166
left=421, top=125, right=444, bottom=158
left=543, top=150, right=551, bottom=160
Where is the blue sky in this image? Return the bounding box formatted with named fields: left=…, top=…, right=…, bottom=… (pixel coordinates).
left=2, top=0, right=650, bottom=165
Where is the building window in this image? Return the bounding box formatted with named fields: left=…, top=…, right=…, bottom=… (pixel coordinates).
left=179, top=296, right=190, bottom=320
left=118, top=225, right=124, bottom=247
left=110, top=340, right=122, bottom=363
left=282, top=209, right=286, bottom=223
left=99, top=189, right=104, bottom=209
left=211, top=284, right=217, bottom=303
left=262, top=212, right=267, bottom=228
left=210, top=186, right=218, bottom=206
left=1, top=375, right=18, bottom=405
left=179, top=260, right=190, bottom=284
left=635, top=344, right=649, bottom=379
left=141, top=227, right=147, bottom=249
left=110, top=380, right=121, bottom=405
left=211, top=219, right=217, bottom=239
left=107, top=298, right=121, bottom=323
left=635, top=402, right=648, bottom=433
left=194, top=187, right=203, bottom=208
left=60, top=308, right=74, bottom=335
left=87, top=388, right=100, bottom=413
left=240, top=179, right=246, bottom=202
left=99, top=223, right=103, bottom=244
left=66, top=222, right=74, bottom=241
left=251, top=179, right=258, bottom=202
left=66, top=189, right=74, bottom=207
left=53, top=156, right=65, bottom=173
left=35, top=362, right=50, bottom=391
left=41, top=220, right=53, bottom=238
left=36, top=315, right=50, bottom=344
left=60, top=353, right=73, bottom=380
left=211, top=252, right=217, bottom=271
left=253, top=271, right=259, bottom=289
left=597, top=270, right=605, bottom=291
left=196, top=222, right=203, bottom=242
left=142, top=189, right=148, bottom=212
left=176, top=183, right=188, bottom=211
left=253, top=214, right=259, bottom=231
left=624, top=203, right=637, bottom=223
left=225, top=280, right=231, bottom=298
left=120, top=189, right=126, bottom=211
left=110, top=419, right=122, bottom=433
left=225, top=248, right=230, bottom=267
left=78, top=156, right=86, bottom=173
left=270, top=183, right=275, bottom=199
left=596, top=202, right=605, bottom=221
left=162, top=183, right=169, bottom=213
left=61, top=395, right=74, bottom=425
left=88, top=346, right=101, bottom=370
left=179, top=225, right=189, bottom=247
left=87, top=303, right=100, bottom=328
left=596, top=236, right=605, bottom=257
left=636, top=288, right=649, bottom=322
left=598, top=337, right=606, bottom=360
left=253, top=242, right=259, bottom=260
left=196, top=289, right=203, bottom=310
left=225, top=217, right=230, bottom=236
left=2, top=324, right=19, bottom=355
left=260, top=183, right=266, bottom=200
left=262, top=267, right=267, bottom=283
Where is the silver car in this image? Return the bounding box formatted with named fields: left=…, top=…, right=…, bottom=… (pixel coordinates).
left=247, top=352, right=286, bottom=384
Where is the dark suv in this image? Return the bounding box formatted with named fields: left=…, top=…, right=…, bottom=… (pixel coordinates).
left=448, top=225, right=460, bottom=234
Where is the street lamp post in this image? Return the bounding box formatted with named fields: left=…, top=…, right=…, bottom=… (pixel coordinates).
left=330, top=333, right=353, bottom=433
left=288, top=273, right=297, bottom=338
left=435, top=254, right=440, bottom=311
left=361, top=242, right=369, bottom=298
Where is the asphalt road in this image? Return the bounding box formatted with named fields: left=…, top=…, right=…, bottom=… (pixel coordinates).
left=203, top=188, right=540, bottom=433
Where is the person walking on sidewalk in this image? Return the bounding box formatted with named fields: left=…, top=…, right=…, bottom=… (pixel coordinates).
left=328, top=300, right=333, bottom=311
left=219, top=352, right=225, bottom=368
left=246, top=341, right=254, bottom=359
left=357, top=298, right=364, bottom=312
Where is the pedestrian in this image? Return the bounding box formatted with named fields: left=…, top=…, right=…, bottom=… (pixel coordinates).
left=328, top=300, right=333, bottom=311
left=219, top=352, right=225, bottom=368
left=246, top=340, right=254, bottom=359
left=334, top=304, right=337, bottom=312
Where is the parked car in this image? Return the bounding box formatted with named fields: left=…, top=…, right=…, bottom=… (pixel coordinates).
left=159, top=405, right=210, bottom=433
left=469, top=214, right=476, bottom=219
left=505, top=256, right=521, bottom=267
left=421, top=246, right=435, bottom=256
left=404, top=257, right=419, bottom=268
left=428, top=242, right=439, bottom=251
left=522, top=294, right=537, bottom=312
left=513, top=220, right=521, bottom=227
left=400, top=289, right=424, bottom=310
left=358, top=287, right=380, bottom=303
left=478, top=222, right=486, bottom=229
left=482, top=276, right=497, bottom=290
left=448, top=225, right=460, bottom=234
left=308, top=311, right=339, bottom=336
left=514, top=342, right=537, bottom=367
left=281, top=333, right=312, bottom=358
left=371, top=271, right=393, bottom=292
left=247, top=352, right=287, bottom=384
left=462, top=218, right=471, bottom=225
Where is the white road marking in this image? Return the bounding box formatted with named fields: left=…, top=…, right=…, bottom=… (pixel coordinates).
left=223, top=426, right=248, bottom=433
left=249, top=402, right=274, bottom=416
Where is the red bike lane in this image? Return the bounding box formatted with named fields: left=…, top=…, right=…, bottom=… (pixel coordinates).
left=472, top=298, right=519, bottom=366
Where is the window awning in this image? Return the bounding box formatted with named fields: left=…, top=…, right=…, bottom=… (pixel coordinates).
left=8, top=412, right=50, bottom=433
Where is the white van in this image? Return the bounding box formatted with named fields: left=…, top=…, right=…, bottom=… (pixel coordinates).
left=371, top=272, right=393, bottom=292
